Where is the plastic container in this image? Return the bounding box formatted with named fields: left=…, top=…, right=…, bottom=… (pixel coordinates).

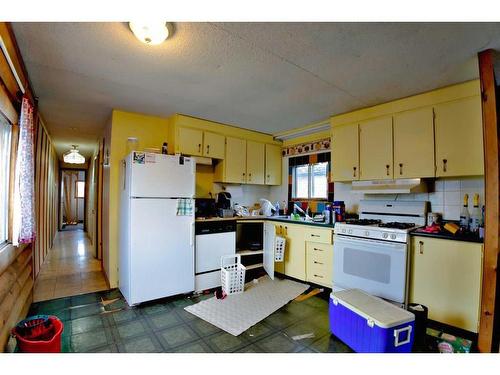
left=329, top=289, right=415, bottom=353
left=12, top=315, right=64, bottom=353
left=221, top=254, right=246, bottom=295
left=274, top=235, right=286, bottom=262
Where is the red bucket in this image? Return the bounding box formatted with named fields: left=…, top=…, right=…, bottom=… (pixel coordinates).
left=12, top=315, right=64, bottom=353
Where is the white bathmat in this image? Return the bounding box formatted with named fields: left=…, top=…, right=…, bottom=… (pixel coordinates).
left=184, top=276, right=309, bottom=336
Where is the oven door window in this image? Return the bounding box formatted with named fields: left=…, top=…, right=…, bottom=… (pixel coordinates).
left=343, top=247, right=391, bottom=284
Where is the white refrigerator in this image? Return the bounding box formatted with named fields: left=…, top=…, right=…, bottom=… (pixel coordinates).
left=119, top=152, right=195, bottom=305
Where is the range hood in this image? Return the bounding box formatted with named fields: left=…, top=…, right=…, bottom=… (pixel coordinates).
left=351, top=178, right=428, bottom=194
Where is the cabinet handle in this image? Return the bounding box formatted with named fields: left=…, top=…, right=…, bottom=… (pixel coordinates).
left=442, top=159, right=447, bottom=173
left=314, top=261, right=324, bottom=265
left=419, top=240, right=424, bottom=255
left=313, top=247, right=323, bottom=252
left=284, top=226, right=288, bottom=236
left=242, top=172, right=246, bottom=183
left=314, top=274, right=324, bottom=278
left=198, top=144, right=201, bottom=153
left=206, top=144, right=210, bottom=155
left=353, top=166, right=357, bottom=178
left=311, top=234, right=320, bottom=238
left=386, top=164, right=390, bottom=176
left=248, top=172, right=252, bottom=181
left=399, top=163, right=403, bottom=175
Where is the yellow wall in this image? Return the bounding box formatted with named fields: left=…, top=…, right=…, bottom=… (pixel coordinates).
left=196, top=164, right=215, bottom=198
left=104, top=109, right=169, bottom=287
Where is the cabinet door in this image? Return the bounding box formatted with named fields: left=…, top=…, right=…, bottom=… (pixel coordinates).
left=246, top=141, right=265, bottom=184
left=283, top=224, right=306, bottom=280
left=177, top=127, right=203, bottom=156
left=225, top=137, right=247, bottom=183
left=203, top=131, right=225, bottom=159
left=263, top=222, right=276, bottom=280
left=332, top=123, right=359, bottom=181
left=265, top=144, right=282, bottom=185
left=393, top=107, right=435, bottom=178
left=359, top=117, right=393, bottom=180
left=434, top=96, right=484, bottom=177
left=409, top=237, right=483, bottom=332
left=274, top=224, right=285, bottom=274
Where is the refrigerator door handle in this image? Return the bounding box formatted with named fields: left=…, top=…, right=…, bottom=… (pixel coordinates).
left=190, top=222, right=194, bottom=247
left=122, top=160, right=127, bottom=190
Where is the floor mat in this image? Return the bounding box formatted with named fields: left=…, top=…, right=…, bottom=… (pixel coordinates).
left=184, top=276, right=309, bottom=336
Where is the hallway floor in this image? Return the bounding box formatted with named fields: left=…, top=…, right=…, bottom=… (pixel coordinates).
left=33, top=229, right=108, bottom=302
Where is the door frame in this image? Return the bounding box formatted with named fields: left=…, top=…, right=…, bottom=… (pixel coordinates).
left=58, top=168, right=87, bottom=230
left=478, top=49, right=499, bottom=353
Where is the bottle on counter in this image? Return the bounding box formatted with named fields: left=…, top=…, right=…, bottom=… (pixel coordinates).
left=323, top=204, right=331, bottom=224
left=470, top=193, right=481, bottom=233
left=162, top=142, right=168, bottom=154
left=459, top=194, right=470, bottom=231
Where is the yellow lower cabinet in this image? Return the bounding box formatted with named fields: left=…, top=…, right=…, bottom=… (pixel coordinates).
left=282, top=224, right=306, bottom=281
left=409, top=237, right=483, bottom=332
left=306, top=242, right=333, bottom=287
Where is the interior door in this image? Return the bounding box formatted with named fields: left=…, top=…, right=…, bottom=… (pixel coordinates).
left=130, top=198, right=194, bottom=304
left=263, top=221, right=275, bottom=280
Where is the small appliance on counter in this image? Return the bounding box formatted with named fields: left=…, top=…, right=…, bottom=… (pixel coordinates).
left=195, top=198, right=217, bottom=218
left=216, top=192, right=233, bottom=218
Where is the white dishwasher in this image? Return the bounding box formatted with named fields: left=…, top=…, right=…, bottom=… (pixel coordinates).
left=195, top=220, right=236, bottom=292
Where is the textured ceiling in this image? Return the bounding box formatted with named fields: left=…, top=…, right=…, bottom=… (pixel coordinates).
left=11, top=22, right=500, bottom=158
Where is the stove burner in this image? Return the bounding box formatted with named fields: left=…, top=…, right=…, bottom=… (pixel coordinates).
left=345, top=219, right=382, bottom=226
left=378, top=222, right=416, bottom=230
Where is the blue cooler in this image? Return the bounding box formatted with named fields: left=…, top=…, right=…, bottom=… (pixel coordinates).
left=329, top=289, right=415, bottom=353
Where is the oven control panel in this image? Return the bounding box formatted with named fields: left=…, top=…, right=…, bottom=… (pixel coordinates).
left=334, top=223, right=409, bottom=243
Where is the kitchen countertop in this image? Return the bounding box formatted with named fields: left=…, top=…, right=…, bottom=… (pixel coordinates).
left=195, top=215, right=335, bottom=228
left=410, top=228, right=483, bottom=244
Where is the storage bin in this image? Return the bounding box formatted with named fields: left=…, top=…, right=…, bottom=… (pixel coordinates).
left=329, top=289, right=415, bottom=353
left=221, top=254, right=246, bottom=295
left=274, top=235, right=286, bottom=262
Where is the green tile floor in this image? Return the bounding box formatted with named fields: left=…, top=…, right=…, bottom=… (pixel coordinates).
left=26, top=288, right=353, bottom=353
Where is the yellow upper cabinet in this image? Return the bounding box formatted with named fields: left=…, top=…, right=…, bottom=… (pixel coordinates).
left=265, top=144, right=282, bottom=186
left=177, top=127, right=204, bottom=156
left=246, top=141, right=265, bottom=184
left=217, top=136, right=247, bottom=183
left=203, top=131, right=225, bottom=159
left=409, top=237, right=483, bottom=332
left=332, top=123, right=359, bottom=181
left=393, top=107, right=435, bottom=178
left=434, top=96, right=484, bottom=177
left=359, top=116, right=393, bottom=180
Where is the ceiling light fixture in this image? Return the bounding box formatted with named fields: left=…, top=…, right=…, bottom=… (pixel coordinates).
left=63, top=145, right=85, bottom=164
left=129, top=21, right=169, bottom=45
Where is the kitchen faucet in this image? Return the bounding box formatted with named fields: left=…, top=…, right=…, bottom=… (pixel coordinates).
left=293, top=203, right=313, bottom=221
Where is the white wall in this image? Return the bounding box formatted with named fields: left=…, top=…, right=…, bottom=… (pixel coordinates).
left=212, top=183, right=272, bottom=207
left=334, top=176, right=485, bottom=221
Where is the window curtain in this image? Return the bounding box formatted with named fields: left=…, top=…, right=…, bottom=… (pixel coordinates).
left=12, top=96, right=36, bottom=246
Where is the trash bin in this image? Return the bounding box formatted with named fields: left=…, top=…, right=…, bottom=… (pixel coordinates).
left=407, top=303, right=428, bottom=350
left=12, top=315, right=64, bottom=353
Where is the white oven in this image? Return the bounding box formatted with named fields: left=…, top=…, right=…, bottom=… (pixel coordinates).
left=332, top=234, right=409, bottom=305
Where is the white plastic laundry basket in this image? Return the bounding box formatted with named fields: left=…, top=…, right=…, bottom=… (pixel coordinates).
left=221, top=254, right=246, bottom=295
left=274, top=235, right=286, bottom=262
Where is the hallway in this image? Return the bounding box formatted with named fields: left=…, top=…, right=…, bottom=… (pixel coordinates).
left=33, top=229, right=108, bottom=302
